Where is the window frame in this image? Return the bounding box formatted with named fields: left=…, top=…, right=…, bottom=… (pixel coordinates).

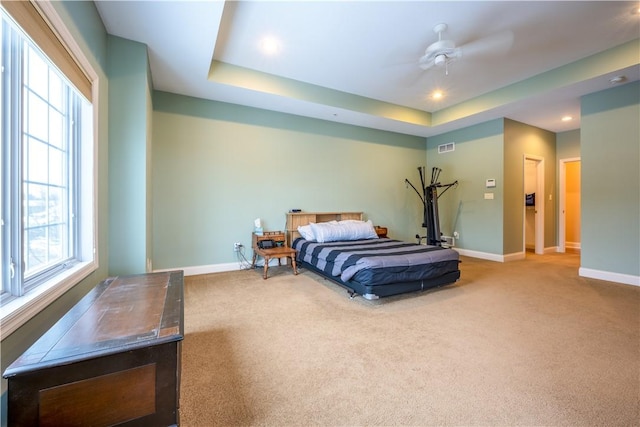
left=0, top=0, right=99, bottom=339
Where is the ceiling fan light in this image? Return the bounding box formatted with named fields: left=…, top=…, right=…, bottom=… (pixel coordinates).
left=434, top=54, right=447, bottom=67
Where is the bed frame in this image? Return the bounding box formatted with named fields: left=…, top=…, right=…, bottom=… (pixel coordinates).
left=286, top=211, right=460, bottom=299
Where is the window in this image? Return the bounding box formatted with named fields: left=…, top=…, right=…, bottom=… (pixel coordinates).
left=1, top=5, right=96, bottom=338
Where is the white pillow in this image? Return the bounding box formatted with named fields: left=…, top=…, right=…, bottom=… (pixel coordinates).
left=297, top=224, right=315, bottom=241
left=297, top=221, right=339, bottom=241
left=310, top=220, right=378, bottom=243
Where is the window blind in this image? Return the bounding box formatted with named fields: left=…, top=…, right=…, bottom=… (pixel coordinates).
left=1, top=0, right=91, bottom=100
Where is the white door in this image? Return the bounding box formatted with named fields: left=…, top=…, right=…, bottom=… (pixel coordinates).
left=559, top=158, right=581, bottom=253
left=524, top=155, right=544, bottom=255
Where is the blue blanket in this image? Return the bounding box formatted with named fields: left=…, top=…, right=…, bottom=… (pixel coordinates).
left=292, top=238, right=459, bottom=285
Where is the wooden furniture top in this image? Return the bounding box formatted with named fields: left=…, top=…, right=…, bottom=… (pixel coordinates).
left=252, top=231, right=286, bottom=250
left=285, top=211, right=363, bottom=245
left=3, top=271, right=184, bottom=378
left=253, top=246, right=296, bottom=256
left=374, top=226, right=388, bottom=238
left=286, top=211, right=363, bottom=224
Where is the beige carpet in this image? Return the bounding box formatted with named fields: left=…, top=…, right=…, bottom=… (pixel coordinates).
left=179, top=253, right=639, bottom=426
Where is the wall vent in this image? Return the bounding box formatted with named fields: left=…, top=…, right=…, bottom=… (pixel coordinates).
left=438, top=142, right=455, bottom=153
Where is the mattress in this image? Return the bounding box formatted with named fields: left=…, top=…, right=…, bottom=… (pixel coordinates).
left=292, top=237, right=460, bottom=287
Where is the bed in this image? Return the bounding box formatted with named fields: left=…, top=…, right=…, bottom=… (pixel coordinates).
left=287, top=213, right=460, bottom=300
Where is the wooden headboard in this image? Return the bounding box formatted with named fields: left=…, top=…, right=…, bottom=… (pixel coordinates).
left=285, top=211, right=363, bottom=245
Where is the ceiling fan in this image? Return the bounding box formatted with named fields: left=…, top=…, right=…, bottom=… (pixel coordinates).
left=418, top=23, right=514, bottom=74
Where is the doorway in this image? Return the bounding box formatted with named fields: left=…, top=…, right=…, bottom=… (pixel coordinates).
left=559, top=158, right=581, bottom=253
left=524, top=155, right=544, bottom=255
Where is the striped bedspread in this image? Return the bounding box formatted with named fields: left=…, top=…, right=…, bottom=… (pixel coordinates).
left=292, top=238, right=459, bottom=285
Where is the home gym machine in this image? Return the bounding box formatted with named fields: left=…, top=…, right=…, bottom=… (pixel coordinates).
left=405, top=166, right=458, bottom=246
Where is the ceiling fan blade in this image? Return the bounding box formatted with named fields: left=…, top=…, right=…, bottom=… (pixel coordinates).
left=458, top=30, right=514, bottom=59
left=418, top=55, right=436, bottom=71
left=400, top=67, right=431, bottom=87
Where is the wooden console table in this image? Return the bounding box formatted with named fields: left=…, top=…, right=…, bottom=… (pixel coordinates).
left=3, top=271, right=184, bottom=426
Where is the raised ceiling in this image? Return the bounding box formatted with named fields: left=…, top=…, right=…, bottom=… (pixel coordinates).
left=95, top=1, right=640, bottom=137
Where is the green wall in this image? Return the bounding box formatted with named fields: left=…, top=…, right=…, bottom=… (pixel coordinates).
left=0, top=1, right=111, bottom=423
left=427, top=120, right=505, bottom=255
left=503, top=119, right=557, bottom=254
left=556, top=129, right=581, bottom=160
left=152, top=91, right=427, bottom=270
left=581, top=81, right=640, bottom=278
left=107, top=35, right=152, bottom=275
left=427, top=118, right=556, bottom=258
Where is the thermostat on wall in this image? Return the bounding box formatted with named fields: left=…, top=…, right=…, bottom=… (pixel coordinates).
left=486, top=179, right=496, bottom=188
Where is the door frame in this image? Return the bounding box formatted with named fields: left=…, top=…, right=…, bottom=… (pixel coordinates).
left=558, top=157, right=581, bottom=253
left=524, top=154, right=545, bottom=255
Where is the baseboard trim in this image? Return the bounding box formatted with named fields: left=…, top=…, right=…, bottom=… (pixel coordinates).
left=579, top=267, right=640, bottom=287
left=455, top=248, right=506, bottom=262
left=456, top=248, right=559, bottom=262
left=566, top=241, right=581, bottom=250
left=505, top=251, right=527, bottom=261
left=154, top=258, right=290, bottom=277
left=154, top=259, right=640, bottom=287
left=154, top=262, right=241, bottom=276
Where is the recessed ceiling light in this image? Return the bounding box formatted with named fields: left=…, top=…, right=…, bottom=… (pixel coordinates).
left=631, top=5, right=640, bottom=15
left=431, top=90, right=444, bottom=100
left=259, top=36, right=280, bottom=55
left=609, top=75, right=627, bottom=84
left=561, top=116, right=573, bottom=122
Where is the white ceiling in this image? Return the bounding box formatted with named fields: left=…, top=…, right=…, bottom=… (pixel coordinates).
left=95, top=1, right=640, bottom=138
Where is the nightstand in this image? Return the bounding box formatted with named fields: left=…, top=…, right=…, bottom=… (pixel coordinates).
left=374, top=226, right=388, bottom=238
left=251, top=232, right=298, bottom=279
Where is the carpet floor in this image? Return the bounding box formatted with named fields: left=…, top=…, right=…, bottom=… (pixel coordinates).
left=179, top=253, right=639, bottom=426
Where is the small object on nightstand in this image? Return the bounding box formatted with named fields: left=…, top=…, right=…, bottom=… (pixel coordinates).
left=374, top=226, right=388, bottom=238
left=257, top=239, right=275, bottom=249
left=254, top=218, right=263, bottom=235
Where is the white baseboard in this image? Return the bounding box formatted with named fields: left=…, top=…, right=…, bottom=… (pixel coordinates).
left=154, top=258, right=289, bottom=277
left=566, top=241, right=581, bottom=250
left=455, top=248, right=507, bottom=262
left=154, top=262, right=241, bottom=276
left=503, top=251, right=526, bottom=262
left=456, top=248, right=557, bottom=262
left=524, top=246, right=558, bottom=254
left=579, top=267, right=640, bottom=287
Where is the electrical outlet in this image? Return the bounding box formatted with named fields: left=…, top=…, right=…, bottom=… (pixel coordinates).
left=453, top=231, right=459, bottom=239
left=234, top=242, right=242, bottom=252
